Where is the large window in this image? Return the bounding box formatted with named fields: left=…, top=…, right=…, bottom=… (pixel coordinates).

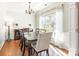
left=54, top=8, right=63, bottom=43
left=39, top=7, right=64, bottom=47
left=39, top=15, right=54, bottom=32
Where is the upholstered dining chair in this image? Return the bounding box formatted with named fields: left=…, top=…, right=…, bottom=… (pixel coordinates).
left=31, top=32, right=52, bottom=56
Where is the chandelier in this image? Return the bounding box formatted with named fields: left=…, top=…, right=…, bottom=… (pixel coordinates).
left=25, top=2, right=34, bottom=14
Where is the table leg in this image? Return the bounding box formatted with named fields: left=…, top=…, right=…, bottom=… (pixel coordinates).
left=28, top=47, right=30, bottom=56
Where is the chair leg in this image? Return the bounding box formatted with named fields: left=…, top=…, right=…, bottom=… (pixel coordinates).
left=31, top=48, right=35, bottom=56
left=23, top=45, right=25, bottom=56
left=20, top=42, right=23, bottom=51
left=30, top=47, right=32, bottom=56
left=46, top=49, right=49, bottom=56
left=36, top=52, right=38, bottom=56
left=39, top=53, right=41, bottom=56
left=19, top=40, right=21, bottom=46
left=28, top=47, right=31, bottom=56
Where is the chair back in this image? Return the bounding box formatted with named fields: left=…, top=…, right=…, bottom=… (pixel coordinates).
left=19, top=30, right=26, bottom=44
left=36, top=32, right=52, bottom=51
left=19, top=30, right=29, bottom=48
left=19, top=30, right=24, bottom=39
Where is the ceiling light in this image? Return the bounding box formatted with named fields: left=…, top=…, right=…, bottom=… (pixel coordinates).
left=25, top=2, right=34, bottom=15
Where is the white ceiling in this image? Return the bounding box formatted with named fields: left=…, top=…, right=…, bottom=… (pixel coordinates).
left=24, top=2, right=53, bottom=12
left=0, top=2, right=54, bottom=13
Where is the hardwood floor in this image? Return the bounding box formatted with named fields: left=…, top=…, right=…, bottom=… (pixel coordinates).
left=0, top=39, right=68, bottom=56
left=0, top=40, right=28, bottom=56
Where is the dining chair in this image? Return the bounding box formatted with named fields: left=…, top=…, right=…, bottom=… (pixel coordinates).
left=14, top=29, right=21, bottom=40
left=31, top=32, right=52, bottom=56
left=19, top=33, right=27, bottom=56
left=19, top=31, right=36, bottom=56
left=19, top=30, right=24, bottom=51
left=19, top=28, right=29, bottom=49
left=19, top=29, right=30, bottom=56
left=19, top=28, right=35, bottom=56
left=23, top=35, right=37, bottom=56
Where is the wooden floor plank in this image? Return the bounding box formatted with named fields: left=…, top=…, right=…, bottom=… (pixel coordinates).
left=0, top=40, right=28, bottom=56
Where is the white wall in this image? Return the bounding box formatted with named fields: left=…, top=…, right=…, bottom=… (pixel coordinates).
left=63, top=3, right=78, bottom=55
left=0, top=3, right=6, bottom=50
left=4, top=3, right=35, bottom=39
left=0, top=2, right=36, bottom=49
left=8, top=12, right=35, bottom=39
left=12, top=12, right=35, bottom=30
left=0, top=16, right=5, bottom=50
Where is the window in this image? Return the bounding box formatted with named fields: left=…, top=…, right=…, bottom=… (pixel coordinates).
left=39, top=7, right=64, bottom=47
left=39, top=15, right=54, bottom=32
left=54, top=8, right=64, bottom=43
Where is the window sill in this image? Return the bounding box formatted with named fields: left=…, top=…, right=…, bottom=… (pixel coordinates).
left=50, top=43, right=69, bottom=56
